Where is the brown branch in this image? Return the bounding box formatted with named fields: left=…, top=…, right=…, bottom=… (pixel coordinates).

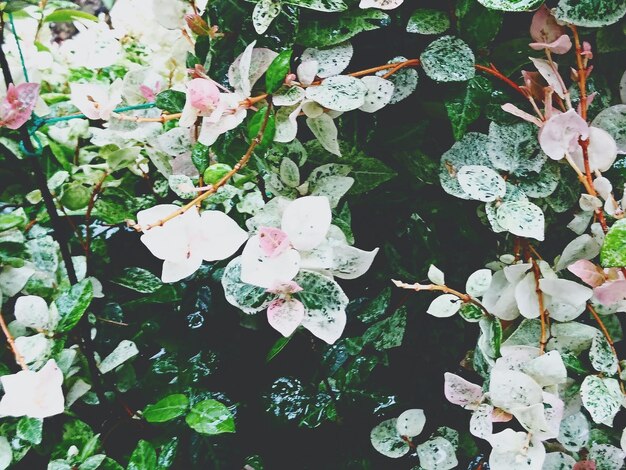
left=84, top=172, right=109, bottom=258
left=530, top=258, right=549, bottom=353
left=474, top=63, right=526, bottom=98
left=0, top=311, right=28, bottom=370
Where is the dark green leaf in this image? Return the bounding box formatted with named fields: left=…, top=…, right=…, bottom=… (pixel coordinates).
left=155, top=90, right=186, bottom=114
left=191, top=142, right=210, bottom=175
left=143, top=394, right=189, bottom=423
left=266, top=50, right=292, bottom=94
left=185, top=399, right=235, bottom=435
left=266, top=336, right=292, bottom=363
left=247, top=107, right=276, bottom=149
left=16, top=417, right=43, bottom=445
left=127, top=440, right=157, bottom=470
left=55, top=279, right=93, bottom=333
left=112, top=267, right=163, bottom=294
left=445, top=76, right=492, bottom=140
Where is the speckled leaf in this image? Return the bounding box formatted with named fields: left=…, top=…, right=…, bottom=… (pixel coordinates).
left=487, top=121, right=539, bottom=173
left=284, top=0, right=347, bottom=12
left=427, top=294, right=462, bottom=318
left=221, top=258, right=272, bottom=314
left=307, top=114, right=341, bottom=156
left=296, top=10, right=390, bottom=47
left=370, top=418, right=410, bottom=458
left=588, top=444, right=626, bottom=470
left=496, top=201, right=545, bottom=241
left=477, top=0, right=544, bottom=11
left=359, top=76, right=394, bottom=113
left=445, top=76, right=492, bottom=140
left=516, top=161, right=560, bottom=198
left=375, top=56, right=418, bottom=104
left=301, top=42, right=353, bottom=78
left=416, top=437, right=458, bottom=470
left=600, top=219, right=626, bottom=267
left=457, top=165, right=506, bottom=202
left=589, top=331, right=618, bottom=375
left=555, top=0, right=626, bottom=27
left=557, top=412, right=590, bottom=452
left=439, top=132, right=493, bottom=200
left=396, top=409, right=426, bottom=438
left=580, top=375, right=622, bottom=426
left=252, top=0, right=282, bottom=35
left=406, top=9, right=450, bottom=34
left=305, top=75, right=367, bottom=111
left=295, top=270, right=349, bottom=344
left=421, top=36, right=475, bottom=83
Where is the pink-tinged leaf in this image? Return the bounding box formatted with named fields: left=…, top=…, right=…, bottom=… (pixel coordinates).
left=530, top=57, right=568, bottom=99
left=501, top=103, right=543, bottom=127
left=491, top=408, right=513, bottom=423
left=266, top=280, right=303, bottom=295
left=0, top=83, right=40, bottom=130
left=139, top=84, right=158, bottom=101
left=521, top=70, right=544, bottom=102
left=574, top=462, right=596, bottom=470
left=187, top=78, right=220, bottom=113
left=582, top=41, right=593, bottom=58
left=530, top=34, right=572, bottom=55
left=267, top=298, right=305, bottom=337
left=443, top=372, right=483, bottom=408
left=539, top=109, right=589, bottom=160
left=568, top=260, right=606, bottom=287
left=530, top=5, right=566, bottom=44
left=258, top=226, right=291, bottom=257
left=593, top=280, right=626, bottom=306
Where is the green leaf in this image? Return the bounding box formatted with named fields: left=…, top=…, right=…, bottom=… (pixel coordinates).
left=185, top=399, right=235, bottom=435
left=247, top=106, right=276, bottom=149
left=60, top=183, right=91, bottom=211
left=456, top=0, right=503, bottom=48
left=143, top=394, right=189, bottom=423
left=156, top=438, right=178, bottom=470
left=16, top=417, right=43, bottom=445
left=191, top=142, right=210, bottom=175
left=283, top=0, right=347, bottom=11
left=358, top=287, right=391, bottom=323
left=127, top=440, right=157, bottom=470
left=476, top=0, right=544, bottom=11
left=43, top=9, right=97, bottom=23
left=221, top=259, right=271, bottom=314
left=266, top=50, right=292, bottom=94
left=106, top=147, right=141, bottom=172
left=362, top=307, right=407, bottom=351
left=155, top=90, right=186, bottom=114
left=421, top=36, right=475, bottom=83
left=555, top=0, right=626, bottom=27
left=445, top=76, right=492, bottom=140
left=266, top=335, right=293, bottom=363
left=0, top=213, right=24, bottom=231
left=600, top=219, right=626, bottom=267
left=406, top=9, right=450, bottom=35
left=112, top=267, right=163, bottom=294
left=296, top=10, right=390, bottom=47
left=55, top=279, right=93, bottom=333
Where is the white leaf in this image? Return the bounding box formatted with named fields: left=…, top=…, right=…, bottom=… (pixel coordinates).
left=252, top=0, right=282, bottom=34
left=240, top=235, right=300, bottom=289
left=488, top=430, right=545, bottom=470
left=540, top=278, right=592, bottom=306
left=325, top=242, right=377, bottom=279
left=65, top=379, right=92, bottom=407
left=280, top=158, right=301, bottom=188
left=513, top=392, right=563, bottom=440
left=14, top=295, right=51, bottom=330
left=229, top=43, right=278, bottom=97
left=570, top=126, right=618, bottom=172
left=273, top=86, right=305, bottom=107
left=310, top=176, right=354, bottom=208
left=0, top=436, right=11, bottom=470
left=359, top=76, right=394, bottom=113
left=427, top=264, right=445, bottom=285
left=301, top=42, right=353, bottom=78
left=297, top=60, right=318, bottom=86
left=482, top=270, right=520, bottom=321
left=588, top=444, right=626, bottom=470
left=416, top=437, right=458, bottom=470
left=555, top=234, right=601, bottom=271
left=589, top=331, right=618, bottom=375
left=465, top=269, right=492, bottom=298
left=470, top=404, right=493, bottom=439
left=522, top=350, right=567, bottom=387
left=267, top=298, right=305, bottom=337
left=0, top=265, right=34, bottom=297
left=515, top=272, right=541, bottom=319
left=592, top=104, right=626, bottom=154
left=370, top=418, right=410, bottom=458
left=376, top=56, right=418, bottom=104
left=489, top=370, right=543, bottom=411
left=359, top=0, right=403, bottom=10
left=98, top=340, right=138, bottom=374
left=395, top=409, right=426, bottom=438
left=15, top=334, right=51, bottom=365
left=305, top=75, right=367, bottom=112
left=281, top=196, right=331, bottom=251
left=197, top=210, right=249, bottom=261
left=426, top=294, right=461, bottom=318
left=530, top=57, right=567, bottom=98
left=496, top=201, right=545, bottom=241
left=443, top=372, right=483, bottom=408
left=548, top=321, right=597, bottom=354
left=306, top=114, right=341, bottom=156
left=274, top=104, right=301, bottom=143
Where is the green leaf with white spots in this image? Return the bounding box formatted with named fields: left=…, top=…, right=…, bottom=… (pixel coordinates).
left=284, top=0, right=347, bottom=12
left=406, top=9, right=450, bottom=35
left=370, top=418, right=410, bottom=458
left=487, top=121, right=539, bottom=173
left=421, top=36, right=475, bottom=83
left=221, top=258, right=271, bottom=314
left=477, top=0, right=544, bottom=11
left=555, top=0, right=626, bottom=27
left=296, top=10, right=390, bottom=47
left=589, top=332, right=618, bottom=375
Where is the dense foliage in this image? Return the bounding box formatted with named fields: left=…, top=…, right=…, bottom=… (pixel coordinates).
left=0, top=0, right=626, bottom=468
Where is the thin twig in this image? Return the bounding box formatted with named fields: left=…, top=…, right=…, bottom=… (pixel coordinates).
left=0, top=311, right=28, bottom=370
left=530, top=258, right=549, bottom=353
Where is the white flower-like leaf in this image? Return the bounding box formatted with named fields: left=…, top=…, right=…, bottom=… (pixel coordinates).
left=539, top=109, right=589, bottom=160
left=240, top=235, right=301, bottom=289
left=301, top=42, right=353, bottom=78
left=465, top=269, right=492, bottom=298
left=0, top=360, right=64, bottom=419
left=427, top=294, right=461, bottom=318
left=427, top=264, right=445, bottom=285
left=488, top=429, right=545, bottom=470
left=267, top=298, right=305, bottom=337
left=70, top=79, right=123, bottom=121
left=444, top=372, right=483, bottom=408
left=396, top=409, right=426, bottom=438
left=570, top=126, right=618, bottom=172
left=281, top=195, right=331, bottom=251
left=489, top=370, right=543, bottom=412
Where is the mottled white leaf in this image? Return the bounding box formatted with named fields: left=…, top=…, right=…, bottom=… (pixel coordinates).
left=542, top=452, right=577, bottom=470
left=421, top=36, right=475, bottom=83
left=523, top=351, right=567, bottom=386
left=588, top=444, right=626, bottom=470
left=416, top=437, right=458, bottom=470
left=466, top=269, right=492, bottom=298
left=376, top=56, right=418, bottom=104
left=580, top=375, right=622, bottom=426
left=496, top=201, right=545, bottom=241
left=555, top=0, right=626, bottom=28
left=489, top=370, right=543, bottom=411
left=359, top=76, right=394, bottom=113
left=307, top=114, right=341, bottom=156
left=370, top=418, right=410, bottom=458
left=98, top=340, right=138, bottom=374
left=252, top=0, right=282, bottom=35
left=305, top=75, right=367, bottom=111
left=457, top=165, right=506, bottom=202
left=557, top=411, right=589, bottom=452
left=301, top=42, right=353, bottom=78
left=396, top=409, right=426, bottom=438
left=589, top=331, right=618, bottom=375
left=592, top=104, right=626, bottom=154
left=406, top=8, right=450, bottom=35
left=427, top=294, right=461, bottom=318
